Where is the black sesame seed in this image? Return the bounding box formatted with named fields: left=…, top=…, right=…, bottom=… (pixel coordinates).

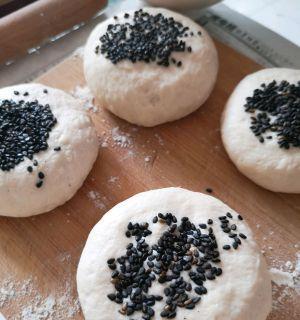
left=239, top=233, right=247, bottom=239
left=54, top=146, right=61, bottom=151
left=125, top=230, right=131, bottom=237
left=205, top=188, right=213, bottom=193
left=107, top=293, right=116, bottom=301
left=152, top=216, right=158, bottom=223
left=124, top=13, right=130, bottom=18
left=107, top=258, right=115, bottom=264
left=23, top=92, right=29, bottom=96
left=238, top=214, right=243, bottom=221
left=33, top=160, right=38, bottom=166
left=223, top=245, right=231, bottom=250
left=194, top=286, right=203, bottom=295
left=38, top=171, right=45, bottom=179
left=177, top=61, right=182, bottom=67
left=226, top=212, right=233, bottom=218
left=36, top=180, right=43, bottom=188
left=43, top=89, right=48, bottom=94
left=207, top=219, right=213, bottom=225
left=27, top=166, right=33, bottom=173
left=14, top=91, right=19, bottom=95
left=232, top=242, right=239, bottom=249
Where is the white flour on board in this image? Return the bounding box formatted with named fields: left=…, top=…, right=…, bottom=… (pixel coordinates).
left=111, top=127, right=132, bottom=148
left=0, top=275, right=80, bottom=319
left=269, top=252, right=300, bottom=294
left=268, top=251, right=300, bottom=315
left=108, top=176, right=119, bottom=184
left=87, top=190, right=107, bottom=210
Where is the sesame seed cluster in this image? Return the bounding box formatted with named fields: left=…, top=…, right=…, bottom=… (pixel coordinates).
left=106, top=212, right=247, bottom=319
left=96, top=9, right=200, bottom=67
left=0, top=89, right=61, bottom=188
left=245, top=80, right=300, bottom=149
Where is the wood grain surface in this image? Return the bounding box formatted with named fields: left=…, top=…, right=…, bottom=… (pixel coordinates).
left=0, top=41, right=299, bottom=319
left=0, top=0, right=107, bottom=64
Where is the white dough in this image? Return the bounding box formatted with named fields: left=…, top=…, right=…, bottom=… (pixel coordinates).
left=77, top=187, right=272, bottom=320
left=221, top=68, right=300, bottom=193
left=143, top=0, right=221, bottom=10
left=0, top=84, right=99, bottom=217
left=84, top=8, right=218, bottom=127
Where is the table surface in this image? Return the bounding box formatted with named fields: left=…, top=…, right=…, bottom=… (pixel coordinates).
left=0, top=38, right=299, bottom=319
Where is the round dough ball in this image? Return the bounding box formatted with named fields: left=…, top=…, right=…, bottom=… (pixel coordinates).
left=77, top=187, right=272, bottom=320
left=143, top=0, right=221, bottom=11
left=0, top=83, right=99, bottom=217
left=221, top=68, right=300, bottom=193
left=84, top=8, right=218, bottom=127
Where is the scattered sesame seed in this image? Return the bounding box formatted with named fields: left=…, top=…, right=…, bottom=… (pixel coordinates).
left=207, top=219, right=213, bottom=225
left=226, top=212, right=232, bottom=218
left=0, top=99, right=56, bottom=172
left=106, top=213, right=224, bottom=318
left=36, top=180, right=43, bottom=188
left=38, top=171, right=45, bottom=179
left=98, top=9, right=195, bottom=67
left=27, top=166, right=33, bottom=173
left=54, top=146, right=61, bottom=151
left=205, top=188, right=213, bottom=193
left=232, top=242, right=239, bottom=250
left=245, top=80, right=300, bottom=149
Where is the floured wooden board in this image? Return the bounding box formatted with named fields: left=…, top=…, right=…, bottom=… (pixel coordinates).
left=0, top=41, right=299, bottom=319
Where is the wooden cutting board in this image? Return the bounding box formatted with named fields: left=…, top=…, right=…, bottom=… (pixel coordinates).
left=0, top=41, right=299, bottom=319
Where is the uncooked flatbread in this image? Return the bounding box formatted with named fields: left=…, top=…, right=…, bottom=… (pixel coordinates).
left=144, top=0, right=220, bottom=10
left=221, top=68, right=300, bottom=193
left=77, top=187, right=272, bottom=320
left=0, top=83, right=98, bottom=217
left=84, top=7, right=218, bottom=127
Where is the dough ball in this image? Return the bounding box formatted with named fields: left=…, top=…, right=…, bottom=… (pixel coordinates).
left=77, top=187, right=271, bottom=320
left=221, top=68, right=300, bottom=193
left=143, top=0, right=220, bottom=10
left=0, top=83, right=99, bottom=217
left=84, top=8, right=218, bottom=127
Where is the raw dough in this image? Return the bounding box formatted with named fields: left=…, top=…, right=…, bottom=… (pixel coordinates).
left=221, top=68, right=300, bottom=193
left=0, top=83, right=98, bottom=217
left=143, top=0, right=221, bottom=11
left=84, top=7, right=218, bottom=127
left=77, top=187, right=272, bottom=320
